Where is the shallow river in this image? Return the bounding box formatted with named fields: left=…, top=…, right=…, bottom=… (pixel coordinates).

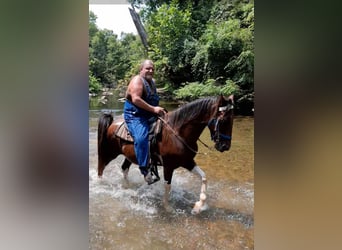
left=89, top=95, right=254, bottom=249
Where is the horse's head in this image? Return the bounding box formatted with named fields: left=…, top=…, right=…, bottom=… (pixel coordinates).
left=208, top=95, right=234, bottom=152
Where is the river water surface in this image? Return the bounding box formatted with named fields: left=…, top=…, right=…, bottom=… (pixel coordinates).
left=89, top=93, right=254, bottom=249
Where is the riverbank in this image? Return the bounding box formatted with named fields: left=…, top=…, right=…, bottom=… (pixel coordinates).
left=90, top=86, right=254, bottom=116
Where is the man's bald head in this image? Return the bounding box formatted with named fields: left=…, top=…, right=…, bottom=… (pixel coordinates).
left=140, top=60, right=154, bottom=71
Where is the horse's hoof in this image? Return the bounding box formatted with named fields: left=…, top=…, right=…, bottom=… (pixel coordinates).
left=122, top=179, right=129, bottom=188
left=191, top=202, right=208, bottom=214
left=191, top=208, right=199, bottom=215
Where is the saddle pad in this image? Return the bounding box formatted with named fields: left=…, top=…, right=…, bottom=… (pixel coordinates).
left=114, top=119, right=162, bottom=143
left=114, top=122, right=134, bottom=142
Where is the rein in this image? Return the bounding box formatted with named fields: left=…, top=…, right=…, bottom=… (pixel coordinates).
left=157, top=116, right=208, bottom=155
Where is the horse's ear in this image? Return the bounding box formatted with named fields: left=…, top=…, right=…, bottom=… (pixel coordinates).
left=217, top=94, right=225, bottom=105
left=227, top=94, right=234, bottom=103
left=218, top=94, right=233, bottom=103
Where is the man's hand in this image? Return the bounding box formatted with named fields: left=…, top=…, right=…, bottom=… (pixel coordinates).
left=153, top=106, right=167, bottom=116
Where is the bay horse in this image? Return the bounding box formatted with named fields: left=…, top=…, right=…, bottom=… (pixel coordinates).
left=97, top=95, right=234, bottom=214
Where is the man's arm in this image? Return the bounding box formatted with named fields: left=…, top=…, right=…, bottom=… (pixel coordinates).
left=129, top=76, right=165, bottom=115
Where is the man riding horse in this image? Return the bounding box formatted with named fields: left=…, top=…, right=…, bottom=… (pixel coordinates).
left=123, top=59, right=167, bottom=184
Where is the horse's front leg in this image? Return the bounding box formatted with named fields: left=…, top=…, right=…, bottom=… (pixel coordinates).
left=163, top=167, right=174, bottom=212
left=191, top=165, right=208, bottom=214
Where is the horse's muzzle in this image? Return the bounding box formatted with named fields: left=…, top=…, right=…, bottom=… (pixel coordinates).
left=215, top=141, right=230, bottom=152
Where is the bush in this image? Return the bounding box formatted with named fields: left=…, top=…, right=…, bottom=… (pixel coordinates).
left=174, top=79, right=239, bottom=100
left=89, top=72, right=102, bottom=94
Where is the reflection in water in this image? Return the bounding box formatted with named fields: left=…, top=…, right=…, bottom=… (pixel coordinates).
left=89, top=94, right=254, bottom=249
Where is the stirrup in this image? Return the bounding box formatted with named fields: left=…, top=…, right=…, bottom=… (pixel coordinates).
left=147, top=164, right=160, bottom=185
left=144, top=171, right=153, bottom=184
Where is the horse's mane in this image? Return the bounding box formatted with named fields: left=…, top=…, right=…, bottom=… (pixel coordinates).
left=168, top=97, right=217, bottom=128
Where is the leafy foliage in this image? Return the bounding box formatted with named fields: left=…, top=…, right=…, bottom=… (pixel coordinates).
left=89, top=10, right=145, bottom=90
left=89, top=1, right=254, bottom=113
left=175, top=78, right=240, bottom=100
left=89, top=71, right=102, bottom=94
left=190, top=0, right=254, bottom=103
left=145, top=0, right=192, bottom=85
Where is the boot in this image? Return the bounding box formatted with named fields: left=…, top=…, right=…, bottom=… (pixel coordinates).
left=139, top=166, right=153, bottom=184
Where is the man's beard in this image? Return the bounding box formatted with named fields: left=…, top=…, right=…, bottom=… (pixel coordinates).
left=144, top=74, right=153, bottom=81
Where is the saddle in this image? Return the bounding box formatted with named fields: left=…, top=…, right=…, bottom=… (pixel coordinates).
left=114, top=118, right=163, bottom=184
left=114, top=118, right=163, bottom=165
left=114, top=118, right=162, bottom=143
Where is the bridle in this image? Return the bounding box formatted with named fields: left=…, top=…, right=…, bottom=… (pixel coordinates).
left=208, top=103, right=234, bottom=142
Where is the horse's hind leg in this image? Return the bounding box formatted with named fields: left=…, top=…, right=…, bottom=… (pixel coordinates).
left=121, top=158, right=132, bottom=180
left=98, top=159, right=106, bottom=178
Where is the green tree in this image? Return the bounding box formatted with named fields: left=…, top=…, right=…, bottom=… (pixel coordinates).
left=146, top=0, right=192, bottom=85
left=119, top=33, right=146, bottom=81
left=89, top=11, right=99, bottom=45
left=89, top=1, right=254, bottom=113
left=89, top=30, right=110, bottom=86
left=89, top=71, right=101, bottom=94
left=89, top=10, right=146, bottom=92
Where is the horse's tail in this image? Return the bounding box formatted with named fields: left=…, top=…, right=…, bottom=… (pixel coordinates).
left=97, top=113, right=113, bottom=177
